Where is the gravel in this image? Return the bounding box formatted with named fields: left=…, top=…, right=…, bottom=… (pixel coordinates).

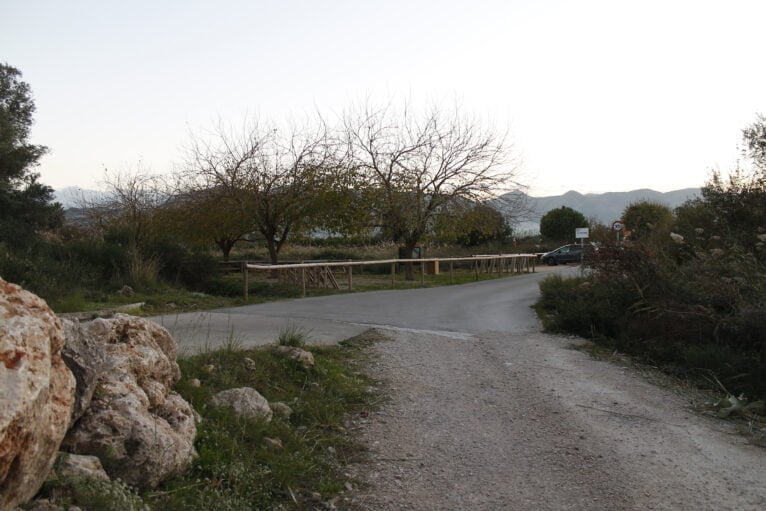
left=348, top=328, right=766, bottom=510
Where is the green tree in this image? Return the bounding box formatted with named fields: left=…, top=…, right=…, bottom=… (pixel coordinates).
left=435, top=202, right=511, bottom=247
left=622, top=200, right=673, bottom=240
left=156, top=187, right=256, bottom=261
left=539, top=206, right=586, bottom=241
left=0, top=63, right=61, bottom=246
left=185, top=118, right=346, bottom=264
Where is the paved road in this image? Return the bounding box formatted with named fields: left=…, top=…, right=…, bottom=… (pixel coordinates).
left=151, top=266, right=570, bottom=353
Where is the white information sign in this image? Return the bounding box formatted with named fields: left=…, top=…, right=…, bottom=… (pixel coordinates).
left=575, top=227, right=589, bottom=239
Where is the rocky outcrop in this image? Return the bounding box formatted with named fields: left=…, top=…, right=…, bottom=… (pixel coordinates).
left=0, top=278, right=76, bottom=510
left=61, top=314, right=197, bottom=489
left=211, top=387, right=272, bottom=422
left=274, top=346, right=315, bottom=369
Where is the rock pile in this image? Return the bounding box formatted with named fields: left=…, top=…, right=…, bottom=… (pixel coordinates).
left=0, top=277, right=199, bottom=509
left=61, top=315, right=198, bottom=488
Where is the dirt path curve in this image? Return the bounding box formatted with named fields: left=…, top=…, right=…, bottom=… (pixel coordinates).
left=348, top=329, right=766, bottom=510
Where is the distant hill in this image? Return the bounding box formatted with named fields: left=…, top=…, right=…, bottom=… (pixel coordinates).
left=54, top=187, right=106, bottom=208
left=498, top=187, right=701, bottom=234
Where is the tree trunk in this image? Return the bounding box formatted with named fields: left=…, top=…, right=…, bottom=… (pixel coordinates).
left=403, top=240, right=418, bottom=281
left=216, top=239, right=234, bottom=262
left=266, top=238, right=280, bottom=278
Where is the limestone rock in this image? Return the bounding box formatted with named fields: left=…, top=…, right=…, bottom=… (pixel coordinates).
left=0, top=278, right=76, bottom=510
left=275, top=346, right=315, bottom=369
left=211, top=387, right=272, bottom=422
left=60, top=319, right=106, bottom=426
left=243, top=357, right=257, bottom=371
left=54, top=452, right=109, bottom=482
left=270, top=401, right=293, bottom=419
left=61, top=314, right=197, bottom=489
left=262, top=437, right=283, bottom=449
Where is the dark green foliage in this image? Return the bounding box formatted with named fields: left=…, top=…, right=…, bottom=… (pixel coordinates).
left=539, top=206, right=586, bottom=242
left=621, top=200, right=673, bottom=240
left=0, top=63, right=62, bottom=247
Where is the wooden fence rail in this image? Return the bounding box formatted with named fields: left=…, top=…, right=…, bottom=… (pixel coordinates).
left=239, top=254, right=537, bottom=299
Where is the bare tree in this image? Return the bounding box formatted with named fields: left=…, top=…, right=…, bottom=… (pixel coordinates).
left=85, top=166, right=170, bottom=248
left=344, top=100, right=524, bottom=277
left=184, top=117, right=342, bottom=264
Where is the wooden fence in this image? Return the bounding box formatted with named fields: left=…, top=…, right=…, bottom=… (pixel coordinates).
left=238, top=254, right=537, bottom=299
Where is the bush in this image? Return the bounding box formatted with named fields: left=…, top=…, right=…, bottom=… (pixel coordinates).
left=537, top=240, right=766, bottom=398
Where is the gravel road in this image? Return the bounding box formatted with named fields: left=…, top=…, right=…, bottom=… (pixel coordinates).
left=348, top=328, right=766, bottom=510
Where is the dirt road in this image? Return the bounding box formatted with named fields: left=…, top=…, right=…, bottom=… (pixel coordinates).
left=349, top=329, right=765, bottom=510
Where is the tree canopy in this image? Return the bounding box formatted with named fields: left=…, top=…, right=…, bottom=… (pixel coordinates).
left=539, top=206, right=586, bottom=241
left=622, top=200, right=673, bottom=240
left=0, top=63, right=61, bottom=246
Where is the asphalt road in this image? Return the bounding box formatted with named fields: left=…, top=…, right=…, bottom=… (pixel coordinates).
left=151, top=266, right=570, bottom=353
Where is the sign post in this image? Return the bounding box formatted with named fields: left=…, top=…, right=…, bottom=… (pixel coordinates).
left=612, top=220, right=625, bottom=243
left=575, top=227, right=589, bottom=275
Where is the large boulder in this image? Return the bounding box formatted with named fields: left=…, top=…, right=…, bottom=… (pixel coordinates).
left=61, top=314, right=197, bottom=489
left=211, top=387, right=273, bottom=422
left=60, top=319, right=106, bottom=426
left=0, top=279, right=76, bottom=510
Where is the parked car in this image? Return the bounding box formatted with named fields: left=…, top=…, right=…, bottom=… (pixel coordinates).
left=540, top=244, right=593, bottom=265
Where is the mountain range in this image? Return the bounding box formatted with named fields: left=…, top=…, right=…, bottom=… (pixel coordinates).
left=498, top=187, right=701, bottom=234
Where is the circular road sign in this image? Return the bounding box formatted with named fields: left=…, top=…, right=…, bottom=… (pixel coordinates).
left=612, top=220, right=625, bottom=232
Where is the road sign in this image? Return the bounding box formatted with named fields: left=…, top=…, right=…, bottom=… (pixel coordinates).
left=612, top=221, right=625, bottom=232
left=575, top=227, right=589, bottom=239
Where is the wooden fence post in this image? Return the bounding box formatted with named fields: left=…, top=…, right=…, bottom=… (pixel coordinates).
left=420, top=261, right=425, bottom=285
left=391, top=262, right=396, bottom=288
left=474, top=260, right=479, bottom=281
left=301, top=267, right=306, bottom=297
left=449, top=261, right=454, bottom=284
left=242, top=262, right=249, bottom=300
left=347, top=263, right=353, bottom=290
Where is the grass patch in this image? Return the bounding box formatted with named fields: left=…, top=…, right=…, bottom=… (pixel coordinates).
left=144, top=331, right=381, bottom=510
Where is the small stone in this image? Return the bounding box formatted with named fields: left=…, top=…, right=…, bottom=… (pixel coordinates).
left=270, top=401, right=293, bottom=419
left=344, top=482, right=354, bottom=492
left=274, top=345, right=315, bottom=369
left=55, top=452, right=110, bottom=482
left=327, top=446, right=336, bottom=454
left=116, top=285, right=135, bottom=297
left=263, top=437, right=283, bottom=449
left=243, top=357, right=257, bottom=371
left=203, top=364, right=216, bottom=373
left=190, top=378, right=201, bottom=388
left=211, top=387, right=272, bottom=422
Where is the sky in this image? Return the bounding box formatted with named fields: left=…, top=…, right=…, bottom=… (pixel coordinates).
left=2, top=0, right=765, bottom=196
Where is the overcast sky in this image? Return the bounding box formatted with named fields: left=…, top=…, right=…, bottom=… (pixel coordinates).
left=3, top=0, right=765, bottom=196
